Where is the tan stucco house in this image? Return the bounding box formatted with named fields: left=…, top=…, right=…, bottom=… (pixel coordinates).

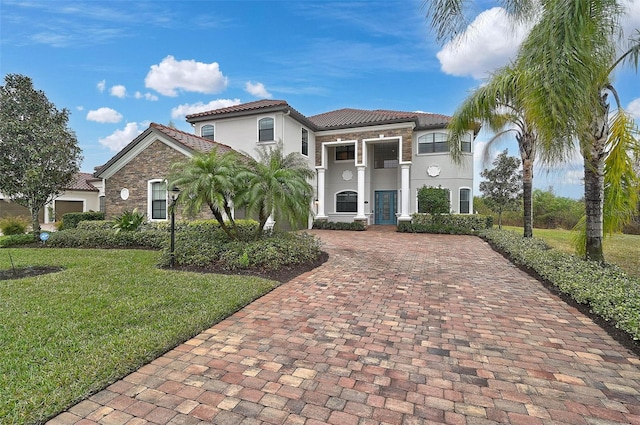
left=95, top=100, right=475, bottom=226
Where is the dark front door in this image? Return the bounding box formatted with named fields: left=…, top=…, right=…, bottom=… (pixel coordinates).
left=375, top=190, right=397, bottom=225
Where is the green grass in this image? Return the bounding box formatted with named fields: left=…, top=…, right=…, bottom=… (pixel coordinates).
left=0, top=248, right=278, bottom=424
left=503, top=226, right=640, bottom=277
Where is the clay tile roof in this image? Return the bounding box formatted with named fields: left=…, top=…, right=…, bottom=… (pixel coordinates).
left=307, top=108, right=451, bottom=130
left=67, top=172, right=99, bottom=191
left=186, top=99, right=289, bottom=120
left=150, top=123, right=234, bottom=154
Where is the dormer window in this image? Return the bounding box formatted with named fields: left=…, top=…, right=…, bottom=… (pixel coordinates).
left=201, top=125, right=215, bottom=141
left=258, top=117, right=274, bottom=142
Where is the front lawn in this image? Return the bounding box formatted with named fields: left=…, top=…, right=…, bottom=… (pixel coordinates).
left=0, top=248, right=278, bottom=424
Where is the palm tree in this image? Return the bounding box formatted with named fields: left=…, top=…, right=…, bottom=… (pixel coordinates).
left=239, top=142, right=314, bottom=239
left=517, top=5, right=639, bottom=262
left=426, top=0, right=640, bottom=262
left=447, top=65, right=539, bottom=237
left=168, top=147, right=241, bottom=240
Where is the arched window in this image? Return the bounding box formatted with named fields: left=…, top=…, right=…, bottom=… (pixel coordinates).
left=201, top=124, right=215, bottom=141
left=258, top=117, right=274, bottom=142
left=336, top=191, right=357, bottom=213
left=418, top=133, right=448, bottom=154
left=459, top=188, right=471, bottom=214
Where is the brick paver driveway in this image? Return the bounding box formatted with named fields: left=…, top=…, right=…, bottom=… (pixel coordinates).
left=50, top=228, right=640, bottom=425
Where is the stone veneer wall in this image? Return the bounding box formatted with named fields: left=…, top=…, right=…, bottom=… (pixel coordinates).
left=105, top=140, right=187, bottom=219
left=315, top=126, right=414, bottom=167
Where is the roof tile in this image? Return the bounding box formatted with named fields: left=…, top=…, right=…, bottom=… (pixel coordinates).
left=67, top=172, right=99, bottom=191
left=150, top=123, right=234, bottom=154
left=186, top=99, right=289, bottom=119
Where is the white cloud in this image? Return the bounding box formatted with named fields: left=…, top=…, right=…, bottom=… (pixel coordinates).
left=97, top=80, right=106, bottom=93
left=110, top=84, right=126, bottom=98
left=627, top=98, right=640, bottom=119
left=171, top=99, right=241, bottom=120
left=76, top=106, right=84, bottom=111
left=98, top=122, right=146, bottom=152
left=622, top=0, right=640, bottom=38
left=562, top=169, right=584, bottom=185
left=436, top=8, right=533, bottom=79
left=145, top=55, right=228, bottom=97
left=86, top=107, right=123, bottom=123
left=134, top=91, right=159, bottom=101
left=245, top=81, right=272, bottom=99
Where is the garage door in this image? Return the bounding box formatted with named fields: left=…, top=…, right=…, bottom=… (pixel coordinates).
left=55, top=200, right=83, bottom=221
left=0, top=200, right=44, bottom=222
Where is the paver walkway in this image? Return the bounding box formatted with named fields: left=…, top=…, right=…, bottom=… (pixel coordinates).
left=49, top=228, right=640, bottom=425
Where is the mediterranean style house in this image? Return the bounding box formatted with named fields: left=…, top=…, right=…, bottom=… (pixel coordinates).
left=94, top=99, right=475, bottom=226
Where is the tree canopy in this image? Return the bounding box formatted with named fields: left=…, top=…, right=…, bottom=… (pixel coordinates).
left=0, top=74, right=82, bottom=238
left=480, top=150, right=522, bottom=229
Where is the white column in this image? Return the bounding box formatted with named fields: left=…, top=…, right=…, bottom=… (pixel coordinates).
left=355, top=166, right=366, bottom=220
left=399, top=164, right=411, bottom=221
left=316, top=167, right=327, bottom=219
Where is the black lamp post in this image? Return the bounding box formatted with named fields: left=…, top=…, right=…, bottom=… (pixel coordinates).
left=169, top=186, right=181, bottom=268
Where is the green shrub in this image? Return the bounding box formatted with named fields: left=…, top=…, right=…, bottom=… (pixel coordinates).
left=159, top=229, right=322, bottom=270
left=398, top=213, right=493, bottom=234
left=481, top=228, right=640, bottom=341
left=61, top=211, right=105, bottom=230
left=0, top=233, right=35, bottom=247
left=76, top=220, right=115, bottom=231
left=186, top=219, right=259, bottom=240
left=47, top=228, right=166, bottom=249
left=0, top=216, right=29, bottom=235
left=417, top=186, right=450, bottom=214
left=312, top=220, right=366, bottom=231
left=112, top=209, right=145, bottom=233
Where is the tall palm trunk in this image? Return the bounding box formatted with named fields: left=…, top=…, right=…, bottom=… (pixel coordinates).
left=518, top=131, right=536, bottom=238
left=582, top=93, right=609, bottom=263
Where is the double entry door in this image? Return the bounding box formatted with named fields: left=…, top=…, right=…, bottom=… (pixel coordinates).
left=374, top=190, right=397, bottom=225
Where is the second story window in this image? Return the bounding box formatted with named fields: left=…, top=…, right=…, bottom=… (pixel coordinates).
left=301, top=128, right=309, bottom=156
left=335, top=145, right=355, bottom=161
left=201, top=125, right=215, bottom=141
left=258, top=117, right=274, bottom=142
left=418, top=133, right=449, bottom=154
left=461, top=133, right=472, bottom=153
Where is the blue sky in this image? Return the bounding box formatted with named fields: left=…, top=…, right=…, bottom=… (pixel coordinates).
left=1, top=0, right=639, bottom=199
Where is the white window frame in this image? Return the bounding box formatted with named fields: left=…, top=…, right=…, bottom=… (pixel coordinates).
left=201, top=124, right=215, bottom=140
left=335, top=190, right=358, bottom=213
left=459, top=187, right=471, bottom=214
left=258, top=116, right=275, bottom=143
left=147, top=179, right=168, bottom=221
left=417, top=132, right=449, bottom=155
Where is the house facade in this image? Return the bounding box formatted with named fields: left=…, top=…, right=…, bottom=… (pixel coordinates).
left=186, top=100, right=475, bottom=225
left=94, top=100, right=475, bottom=226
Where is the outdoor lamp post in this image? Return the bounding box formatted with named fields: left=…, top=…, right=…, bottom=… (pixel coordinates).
left=169, top=186, right=181, bottom=268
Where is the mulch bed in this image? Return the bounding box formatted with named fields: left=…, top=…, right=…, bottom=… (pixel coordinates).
left=170, top=251, right=329, bottom=283
left=0, top=266, right=64, bottom=281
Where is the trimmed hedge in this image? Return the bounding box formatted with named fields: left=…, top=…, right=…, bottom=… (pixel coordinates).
left=312, top=220, right=366, bottom=231
left=61, top=212, right=105, bottom=230
left=398, top=213, right=493, bottom=234
left=157, top=227, right=322, bottom=270
left=481, top=228, right=640, bottom=341
left=47, top=228, right=166, bottom=249
left=0, top=234, right=36, bottom=247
